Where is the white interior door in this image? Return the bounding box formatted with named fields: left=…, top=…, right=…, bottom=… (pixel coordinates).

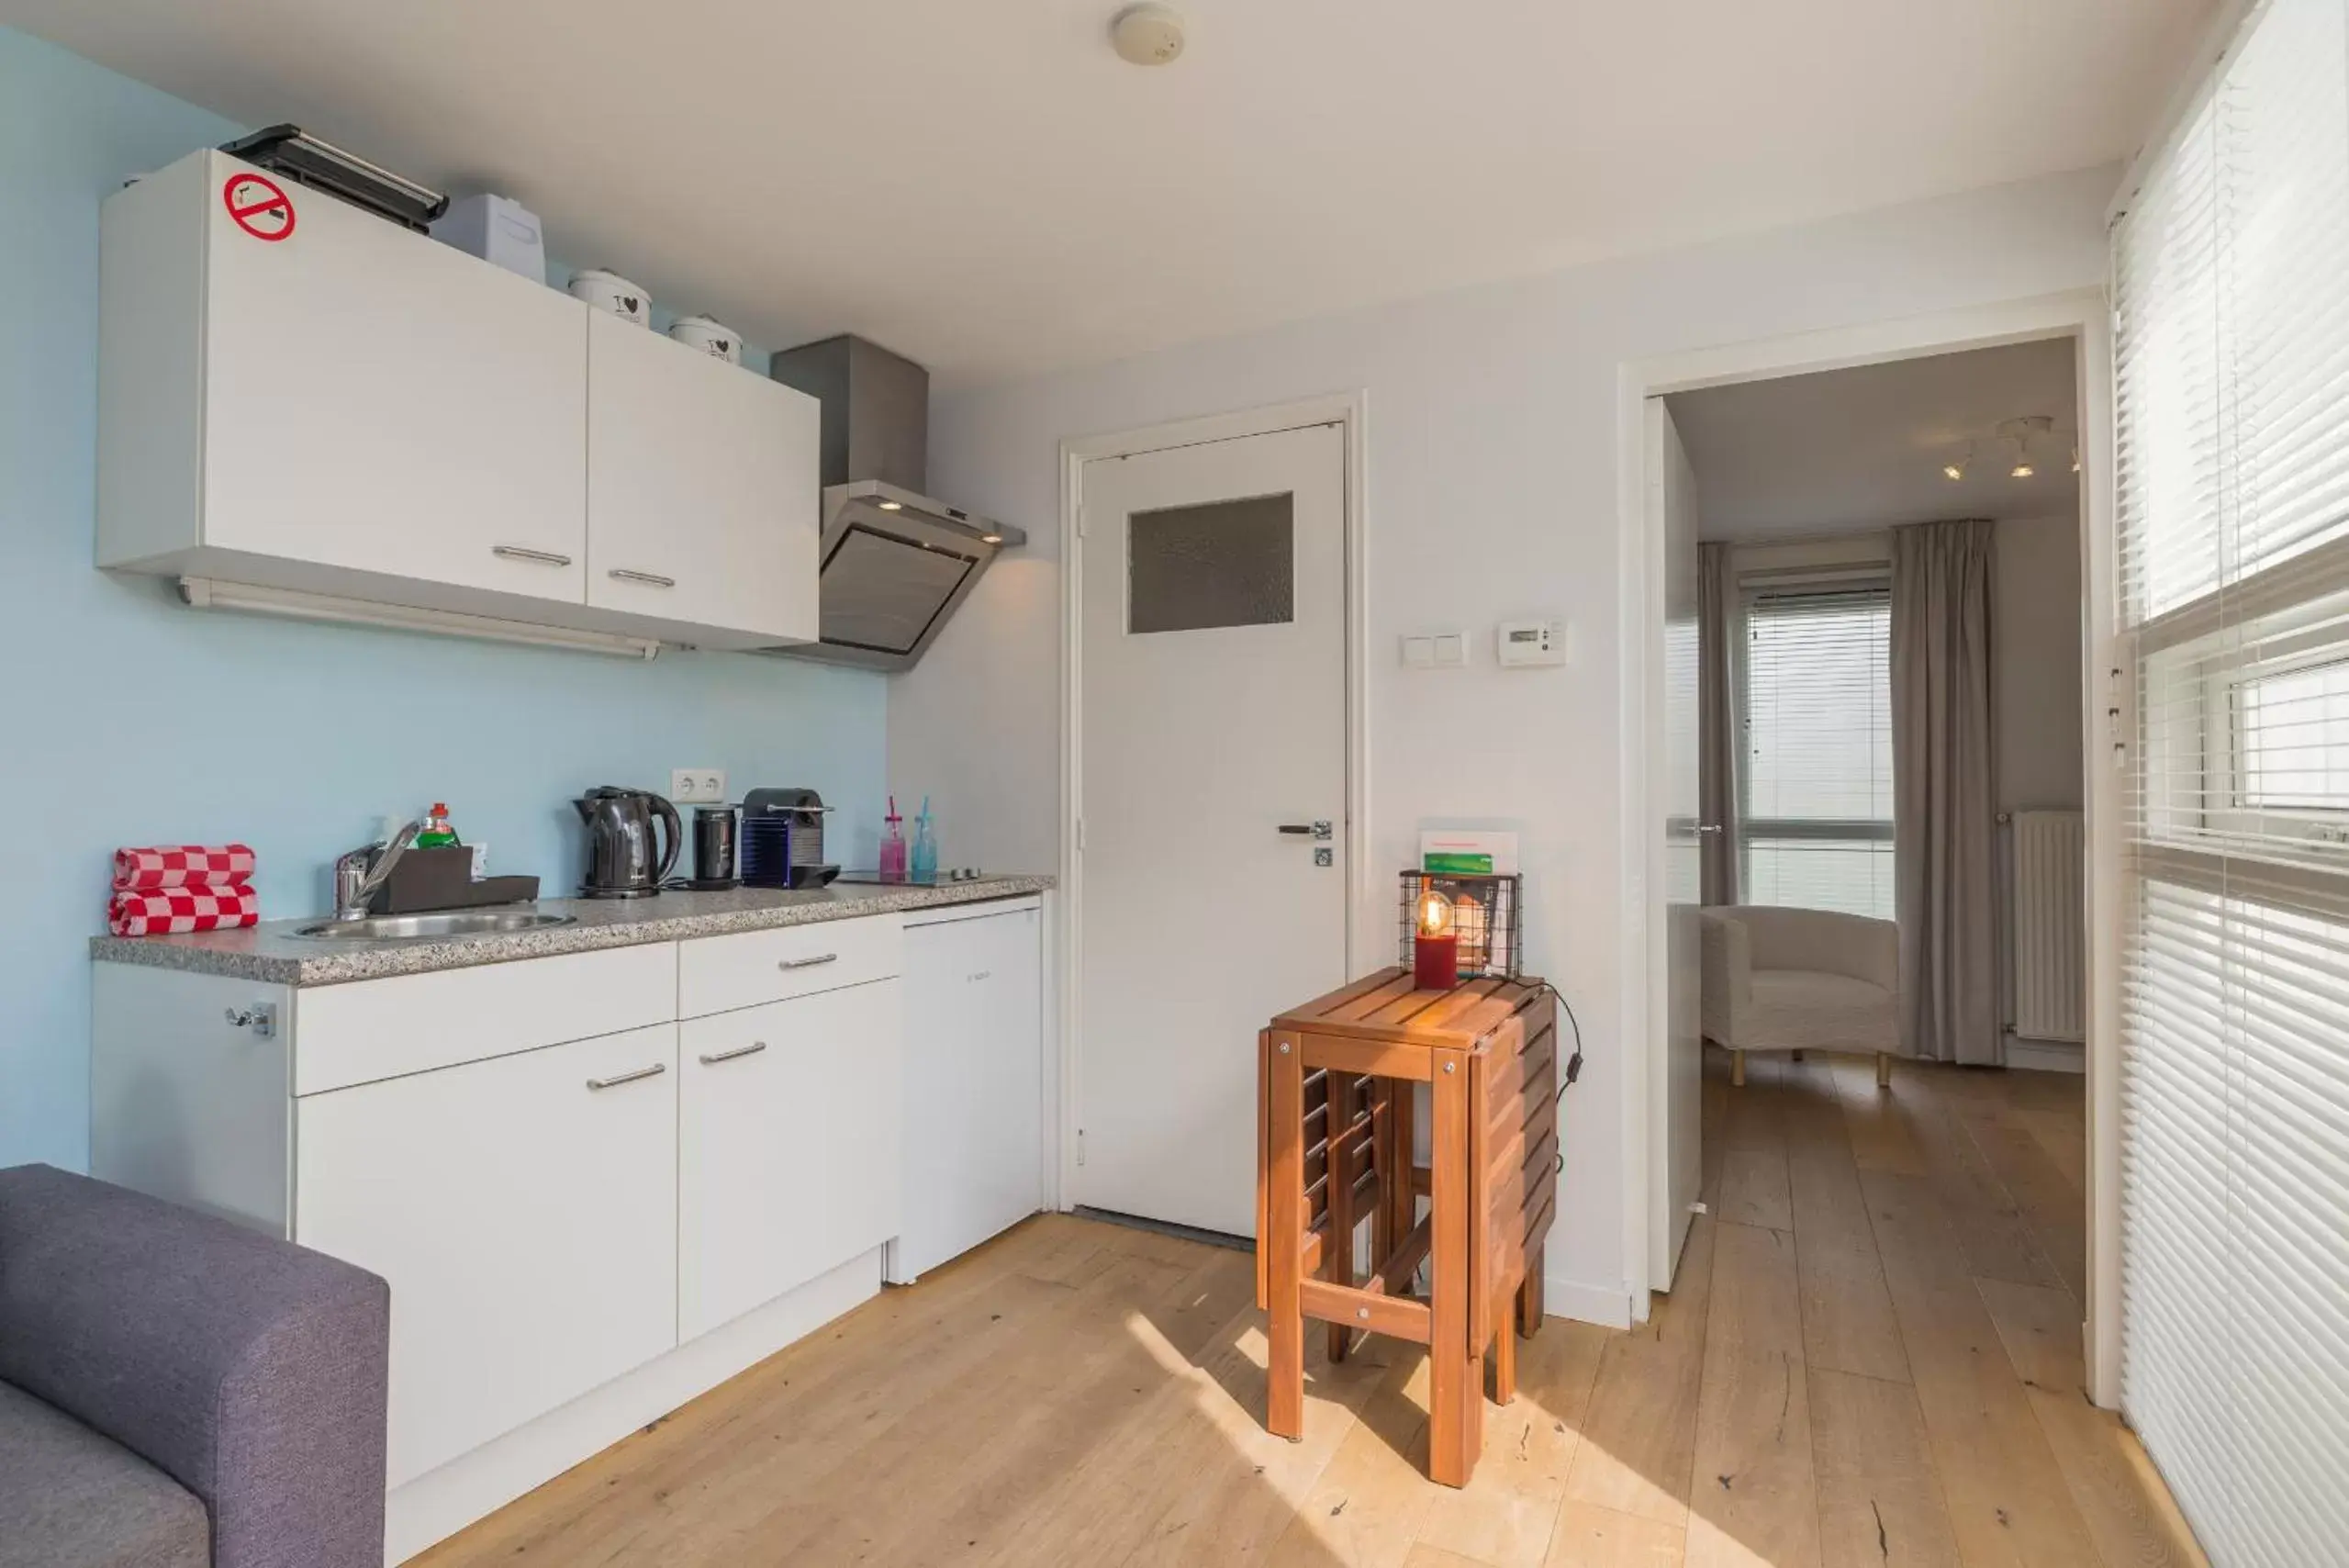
left=1650, top=398, right=1704, bottom=1287
left=1077, top=422, right=1348, bottom=1237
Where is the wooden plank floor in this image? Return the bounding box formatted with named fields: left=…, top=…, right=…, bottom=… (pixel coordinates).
left=417, top=1053, right=2205, bottom=1568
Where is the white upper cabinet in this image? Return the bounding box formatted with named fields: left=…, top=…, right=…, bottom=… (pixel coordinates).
left=586, top=310, right=821, bottom=645
left=98, top=151, right=588, bottom=607
left=95, top=149, right=817, bottom=651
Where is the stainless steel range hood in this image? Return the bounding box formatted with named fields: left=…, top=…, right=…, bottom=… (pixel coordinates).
left=761, top=336, right=1023, bottom=672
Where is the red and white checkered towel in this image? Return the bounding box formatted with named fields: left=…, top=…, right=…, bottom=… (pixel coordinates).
left=112, top=844, right=257, bottom=891
left=106, top=883, right=260, bottom=937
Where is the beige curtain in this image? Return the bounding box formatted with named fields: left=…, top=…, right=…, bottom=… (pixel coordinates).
left=1697, top=543, right=1739, bottom=905
left=1892, top=519, right=2000, bottom=1065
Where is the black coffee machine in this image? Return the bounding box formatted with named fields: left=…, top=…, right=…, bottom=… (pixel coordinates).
left=740, top=788, right=839, bottom=889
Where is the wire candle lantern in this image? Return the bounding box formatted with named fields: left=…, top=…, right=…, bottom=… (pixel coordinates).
left=1396, top=871, right=1521, bottom=981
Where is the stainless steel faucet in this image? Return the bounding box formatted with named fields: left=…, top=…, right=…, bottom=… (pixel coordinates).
left=331, top=821, right=424, bottom=922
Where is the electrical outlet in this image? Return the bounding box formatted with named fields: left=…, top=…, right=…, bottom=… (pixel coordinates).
left=670, top=768, right=728, bottom=805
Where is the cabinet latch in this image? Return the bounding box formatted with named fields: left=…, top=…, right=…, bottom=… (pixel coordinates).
left=224, top=1002, right=278, bottom=1040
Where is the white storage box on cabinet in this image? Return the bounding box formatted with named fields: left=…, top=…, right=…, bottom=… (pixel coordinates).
left=678, top=979, right=902, bottom=1340
left=295, top=1021, right=680, bottom=1490
left=888, top=897, right=1043, bottom=1282
left=586, top=309, right=822, bottom=646
left=97, top=151, right=590, bottom=610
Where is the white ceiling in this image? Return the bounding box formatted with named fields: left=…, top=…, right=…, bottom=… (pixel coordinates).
left=1667, top=338, right=2081, bottom=541
left=5, top=1, right=2210, bottom=386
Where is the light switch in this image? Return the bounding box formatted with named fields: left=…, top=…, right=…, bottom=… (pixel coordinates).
left=1433, top=633, right=1467, bottom=667
left=1402, top=635, right=1436, bottom=668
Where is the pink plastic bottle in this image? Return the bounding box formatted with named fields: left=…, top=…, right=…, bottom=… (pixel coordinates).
left=878, top=797, right=908, bottom=883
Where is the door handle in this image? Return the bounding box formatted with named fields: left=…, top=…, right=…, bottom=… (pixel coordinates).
left=777, top=952, right=839, bottom=970
left=493, top=544, right=574, bottom=567
left=1695, top=824, right=1725, bottom=836
left=1278, top=821, right=1335, bottom=840
left=1278, top=824, right=1314, bottom=835
left=586, top=1062, right=667, bottom=1091
left=698, top=1041, right=768, bottom=1066
left=608, top=567, right=677, bottom=588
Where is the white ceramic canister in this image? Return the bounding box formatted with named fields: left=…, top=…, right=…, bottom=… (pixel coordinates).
left=568, top=268, right=650, bottom=327
left=668, top=315, right=743, bottom=364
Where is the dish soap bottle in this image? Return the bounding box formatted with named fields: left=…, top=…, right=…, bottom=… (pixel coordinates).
left=910, top=798, right=937, bottom=885
left=416, top=802, right=460, bottom=848
left=878, top=797, right=908, bottom=883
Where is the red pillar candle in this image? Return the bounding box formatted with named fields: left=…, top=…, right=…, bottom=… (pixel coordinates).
left=1413, top=880, right=1459, bottom=990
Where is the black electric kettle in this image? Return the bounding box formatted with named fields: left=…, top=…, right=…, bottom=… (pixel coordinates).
left=573, top=787, right=682, bottom=898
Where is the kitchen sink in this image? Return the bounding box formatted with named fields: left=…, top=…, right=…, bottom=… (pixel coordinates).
left=293, top=911, right=578, bottom=941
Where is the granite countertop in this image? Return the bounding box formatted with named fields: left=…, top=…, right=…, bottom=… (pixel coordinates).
left=88, top=877, right=1054, bottom=987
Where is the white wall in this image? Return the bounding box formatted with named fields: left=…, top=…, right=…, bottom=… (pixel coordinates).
left=891, top=164, right=2115, bottom=1321
left=1994, top=511, right=2088, bottom=1065
left=1995, top=513, right=2087, bottom=815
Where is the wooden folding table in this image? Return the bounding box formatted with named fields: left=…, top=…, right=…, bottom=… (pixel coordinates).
left=1255, top=969, right=1559, bottom=1486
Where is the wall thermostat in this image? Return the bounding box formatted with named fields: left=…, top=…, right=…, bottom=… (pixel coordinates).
left=1496, top=619, right=1567, bottom=666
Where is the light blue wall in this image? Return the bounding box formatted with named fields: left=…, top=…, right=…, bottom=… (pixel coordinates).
left=0, top=28, right=888, bottom=1171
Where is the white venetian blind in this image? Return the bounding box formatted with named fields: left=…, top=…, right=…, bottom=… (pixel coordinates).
left=2113, top=0, right=2349, bottom=1561
left=1740, top=581, right=1896, bottom=919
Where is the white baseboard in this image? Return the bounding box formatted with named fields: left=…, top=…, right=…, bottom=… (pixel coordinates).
left=1542, top=1271, right=1636, bottom=1330
left=2007, top=1037, right=2086, bottom=1074
left=386, top=1248, right=884, bottom=1565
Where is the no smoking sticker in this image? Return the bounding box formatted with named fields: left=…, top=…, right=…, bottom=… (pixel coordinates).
left=222, top=173, right=296, bottom=241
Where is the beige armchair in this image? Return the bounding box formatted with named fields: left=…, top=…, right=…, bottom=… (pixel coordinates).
left=1700, top=905, right=1903, bottom=1086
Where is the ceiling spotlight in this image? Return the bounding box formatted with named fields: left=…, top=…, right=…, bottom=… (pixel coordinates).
left=1996, top=415, right=2054, bottom=482
left=980, top=533, right=1003, bottom=544
left=1110, top=3, right=1187, bottom=65
left=877, top=500, right=902, bottom=511
left=1942, top=443, right=1974, bottom=482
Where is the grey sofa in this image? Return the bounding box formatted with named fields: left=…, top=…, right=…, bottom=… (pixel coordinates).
left=0, top=1163, right=390, bottom=1568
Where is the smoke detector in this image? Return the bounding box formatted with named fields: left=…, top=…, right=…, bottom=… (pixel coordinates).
left=1110, top=3, right=1186, bottom=65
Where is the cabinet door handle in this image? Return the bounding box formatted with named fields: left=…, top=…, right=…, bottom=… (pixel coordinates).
left=493, top=544, right=574, bottom=567
left=586, top=1062, right=667, bottom=1091
left=609, top=567, right=677, bottom=588
left=698, top=1041, right=768, bottom=1066
left=777, top=952, right=839, bottom=970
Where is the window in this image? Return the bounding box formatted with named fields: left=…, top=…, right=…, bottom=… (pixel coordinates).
left=2236, top=657, right=2349, bottom=812
left=1739, top=581, right=1894, bottom=919
left=2112, top=0, right=2349, bottom=1559
left=1127, top=493, right=1294, bottom=633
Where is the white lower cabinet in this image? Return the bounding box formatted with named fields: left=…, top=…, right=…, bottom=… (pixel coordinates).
left=889, top=899, right=1043, bottom=1282
left=679, top=979, right=900, bottom=1340
left=295, top=1023, right=680, bottom=1489
left=90, top=900, right=1039, bottom=1560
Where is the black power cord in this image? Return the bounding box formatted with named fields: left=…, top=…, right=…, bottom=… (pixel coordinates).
left=1512, top=977, right=1585, bottom=1098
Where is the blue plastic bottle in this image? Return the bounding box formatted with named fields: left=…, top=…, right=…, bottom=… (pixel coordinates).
left=910, top=798, right=938, bottom=885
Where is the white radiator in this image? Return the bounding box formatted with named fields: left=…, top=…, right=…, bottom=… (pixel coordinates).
left=2006, top=810, right=2086, bottom=1043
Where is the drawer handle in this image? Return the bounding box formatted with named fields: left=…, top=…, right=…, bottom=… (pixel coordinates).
left=699, top=1041, right=768, bottom=1065
left=492, top=544, right=574, bottom=567
left=609, top=567, right=677, bottom=588
left=586, top=1063, right=667, bottom=1091
left=777, top=953, right=840, bottom=970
